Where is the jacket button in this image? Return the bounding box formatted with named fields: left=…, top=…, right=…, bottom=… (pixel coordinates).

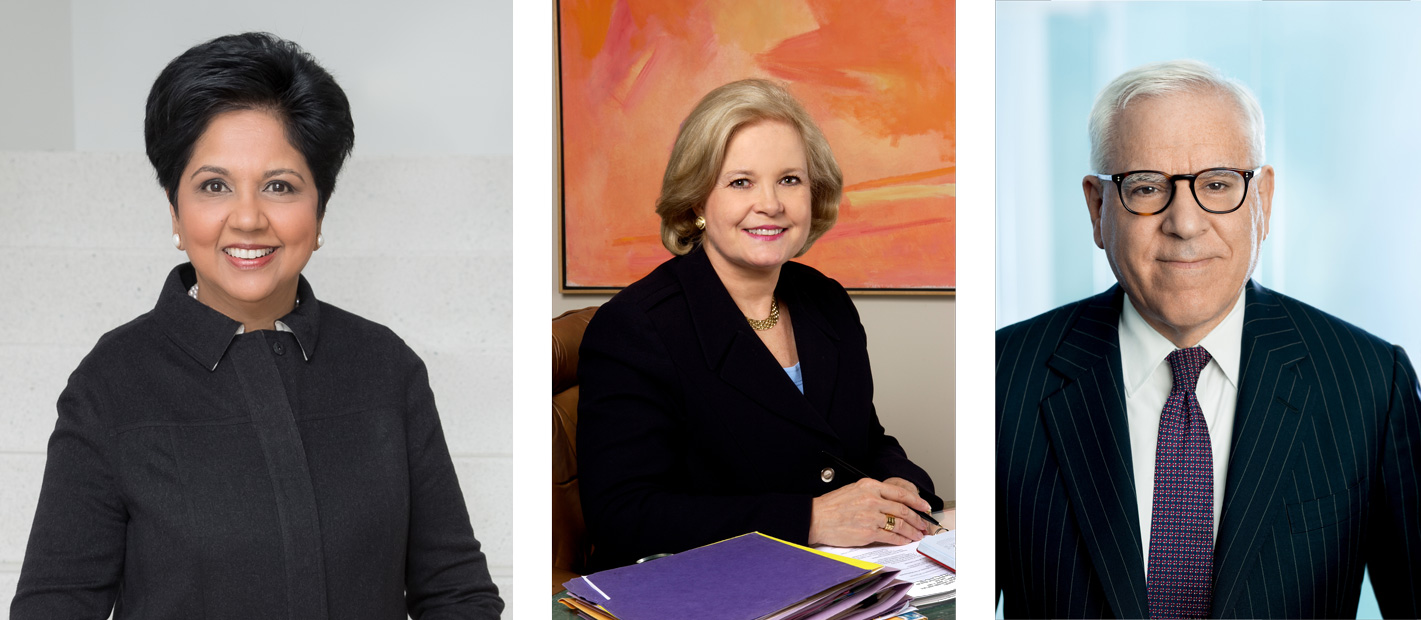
left=272, top=342, right=285, bottom=356
left=820, top=467, right=835, bottom=483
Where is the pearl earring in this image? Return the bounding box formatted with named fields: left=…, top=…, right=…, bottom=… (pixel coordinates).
left=316, top=233, right=325, bottom=249
left=695, top=216, right=706, bottom=230
left=172, top=233, right=181, bottom=249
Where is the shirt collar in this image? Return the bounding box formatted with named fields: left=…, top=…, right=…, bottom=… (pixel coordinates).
left=155, top=263, right=322, bottom=371
left=190, top=284, right=305, bottom=348
left=1119, top=288, right=1246, bottom=396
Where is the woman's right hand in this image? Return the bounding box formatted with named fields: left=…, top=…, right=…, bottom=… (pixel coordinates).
left=807, top=478, right=932, bottom=547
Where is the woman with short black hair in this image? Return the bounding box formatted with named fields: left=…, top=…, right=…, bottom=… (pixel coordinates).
left=10, top=32, right=502, bottom=619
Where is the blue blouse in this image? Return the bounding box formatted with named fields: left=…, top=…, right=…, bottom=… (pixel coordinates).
left=783, top=362, right=804, bottom=394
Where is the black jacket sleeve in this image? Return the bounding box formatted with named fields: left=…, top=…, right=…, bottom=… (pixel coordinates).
left=1366, top=346, right=1421, bottom=618
left=840, top=289, right=941, bottom=509
left=11, top=371, right=125, bottom=619
left=401, top=357, right=504, bottom=619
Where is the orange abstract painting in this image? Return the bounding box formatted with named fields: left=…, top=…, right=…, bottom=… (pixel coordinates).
left=559, top=0, right=954, bottom=291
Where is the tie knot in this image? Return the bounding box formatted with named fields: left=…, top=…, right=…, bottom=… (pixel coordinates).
left=1166, top=346, right=1212, bottom=392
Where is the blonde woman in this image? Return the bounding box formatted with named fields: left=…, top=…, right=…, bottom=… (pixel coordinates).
left=578, top=79, right=942, bottom=571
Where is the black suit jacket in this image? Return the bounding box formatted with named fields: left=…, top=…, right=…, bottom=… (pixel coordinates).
left=996, top=281, right=1421, bottom=618
left=578, top=248, right=940, bottom=571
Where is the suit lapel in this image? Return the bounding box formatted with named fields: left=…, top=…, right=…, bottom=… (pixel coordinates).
left=777, top=271, right=840, bottom=421
left=675, top=252, right=838, bottom=439
left=1211, top=282, right=1311, bottom=615
left=1039, top=286, right=1150, bottom=619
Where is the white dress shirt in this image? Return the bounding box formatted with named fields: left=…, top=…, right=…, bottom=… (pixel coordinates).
left=1120, top=289, right=1245, bottom=573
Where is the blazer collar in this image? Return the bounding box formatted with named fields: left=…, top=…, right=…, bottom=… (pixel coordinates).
left=1211, top=280, right=1311, bottom=615
left=1046, top=286, right=1124, bottom=381
left=1041, top=285, right=1151, bottom=619
left=154, top=263, right=322, bottom=371
left=672, top=249, right=838, bottom=439
left=774, top=262, right=841, bottom=420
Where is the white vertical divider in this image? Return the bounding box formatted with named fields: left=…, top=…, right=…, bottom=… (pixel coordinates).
left=956, top=0, right=996, bottom=618
left=510, top=0, right=555, bottom=616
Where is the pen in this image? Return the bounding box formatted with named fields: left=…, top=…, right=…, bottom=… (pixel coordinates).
left=819, top=451, right=946, bottom=533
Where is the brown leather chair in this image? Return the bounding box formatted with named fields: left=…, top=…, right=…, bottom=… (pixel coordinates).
left=552, top=306, right=597, bottom=592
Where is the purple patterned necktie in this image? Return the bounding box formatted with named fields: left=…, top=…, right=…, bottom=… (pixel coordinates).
left=1147, top=346, right=1214, bottom=619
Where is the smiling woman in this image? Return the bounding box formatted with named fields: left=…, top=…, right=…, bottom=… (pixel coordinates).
left=174, top=109, right=323, bottom=330
left=576, top=79, right=944, bottom=571
left=9, top=32, right=503, bottom=619
left=699, top=119, right=814, bottom=281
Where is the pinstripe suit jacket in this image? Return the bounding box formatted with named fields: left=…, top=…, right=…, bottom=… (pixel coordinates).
left=997, top=281, right=1421, bottom=618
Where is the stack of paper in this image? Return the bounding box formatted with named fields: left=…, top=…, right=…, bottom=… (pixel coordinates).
left=559, top=532, right=913, bottom=620
left=815, top=531, right=957, bottom=608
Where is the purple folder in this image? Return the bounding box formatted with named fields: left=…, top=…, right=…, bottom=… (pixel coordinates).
left=564, top=533, right=872, bottom=620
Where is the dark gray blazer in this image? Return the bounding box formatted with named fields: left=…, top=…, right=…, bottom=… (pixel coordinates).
left=996, top=281, right=1421, bottom=618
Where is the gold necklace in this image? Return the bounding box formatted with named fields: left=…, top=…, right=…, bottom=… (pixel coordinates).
left=746, top=297, right=779, bottom=331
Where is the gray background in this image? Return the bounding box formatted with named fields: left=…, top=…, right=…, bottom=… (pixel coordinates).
left=0, top=0, right=514, bottom=613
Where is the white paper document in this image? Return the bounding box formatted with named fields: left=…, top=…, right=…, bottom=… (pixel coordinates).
left=815, top=538, right=956, bottom=605
left=916, top=530, right=955, bottom=570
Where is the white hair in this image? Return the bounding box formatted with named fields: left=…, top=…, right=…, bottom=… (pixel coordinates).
left=1088, top=59, right=1265, bottom=173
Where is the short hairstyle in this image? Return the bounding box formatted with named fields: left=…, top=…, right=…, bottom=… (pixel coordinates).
left=1088, top=59, right=1265, bottom=173
left=145, top=32, right=355, bottom=218
left=655, top=79, right=843, bottom=256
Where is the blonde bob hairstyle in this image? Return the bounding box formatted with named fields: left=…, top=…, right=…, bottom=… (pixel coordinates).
left=655, top=79, right=843, bottom=256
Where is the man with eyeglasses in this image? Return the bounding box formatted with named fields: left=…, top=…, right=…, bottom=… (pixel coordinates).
left=997, top=60, right=1421, bottom=619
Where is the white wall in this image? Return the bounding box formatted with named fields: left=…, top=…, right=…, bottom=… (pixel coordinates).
left=0, top=1, right=74, bottom=150
left=0, top=1, right=514, bottom=614
left=1, top=0, right=511, bottom=156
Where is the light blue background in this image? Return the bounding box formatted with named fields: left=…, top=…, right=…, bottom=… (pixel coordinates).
left=997, top=2, right=1421, bottom=617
